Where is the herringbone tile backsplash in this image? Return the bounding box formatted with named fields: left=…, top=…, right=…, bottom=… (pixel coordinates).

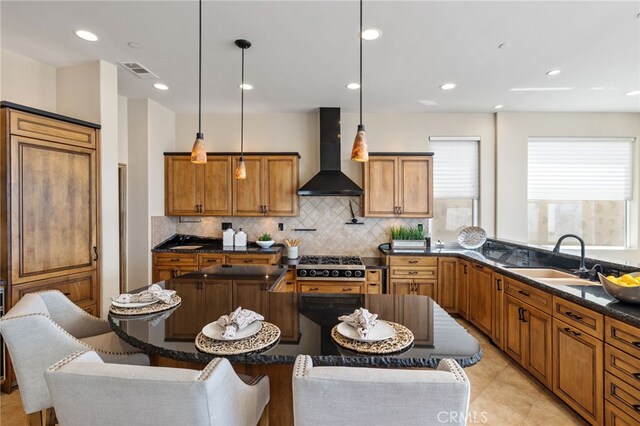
left=152, top=196, right=425, bottom=257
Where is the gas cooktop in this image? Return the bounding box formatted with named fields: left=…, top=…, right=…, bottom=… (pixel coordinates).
left=296, top=255, right=365, bottom=280
left=297, top=255, right=363, bottom=266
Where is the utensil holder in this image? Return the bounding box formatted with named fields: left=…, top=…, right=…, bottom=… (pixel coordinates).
left=288, top=246, right=299, bottom=259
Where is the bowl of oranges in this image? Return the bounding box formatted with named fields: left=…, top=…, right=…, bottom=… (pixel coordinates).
left=598, top=272, right=640, bottom=304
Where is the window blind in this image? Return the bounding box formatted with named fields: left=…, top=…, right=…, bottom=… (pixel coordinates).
left=429, top=137, right=479, bottom=199
left=528, top=137, right=634, bottom=201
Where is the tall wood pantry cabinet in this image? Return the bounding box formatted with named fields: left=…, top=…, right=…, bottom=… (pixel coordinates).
left=1, top=102, right=101, bottom=391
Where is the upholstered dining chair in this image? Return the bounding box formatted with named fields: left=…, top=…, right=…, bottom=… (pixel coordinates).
left=292, top=355, right=471, bottom=426
left=45, top=349, right=270, bottom=426
left=0, top=290, right=149, bottom=425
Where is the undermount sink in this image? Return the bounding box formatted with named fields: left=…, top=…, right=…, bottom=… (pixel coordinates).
left=537, top=278, right=600, bottom=287
left=508, top=268, right=576, bottom=279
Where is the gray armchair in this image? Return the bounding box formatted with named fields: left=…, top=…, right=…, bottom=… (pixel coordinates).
left=0, top=290, right=149, bottom=424
left=45, top=350, right=270, bottom=426
left=292, top=355, right=471, bottom=426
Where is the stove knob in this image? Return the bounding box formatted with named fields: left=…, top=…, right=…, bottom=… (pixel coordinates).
left=323, top=270, right=330, bottom=277
left=354, top=270, right=363, bottom=277
left=345, top=271, right=352, bottom=277
left=332, top=270, right=339, bottom=277
left=299, top=270, right=307, bottom=277
left=309, top=270, right=316, bottom=277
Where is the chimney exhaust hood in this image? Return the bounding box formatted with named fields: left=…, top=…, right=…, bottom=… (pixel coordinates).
left=297, top=108, right=364, bottom=196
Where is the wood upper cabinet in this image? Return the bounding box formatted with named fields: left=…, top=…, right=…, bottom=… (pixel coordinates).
left=437, top=258, right=457, bottom=313
left=468, top=262, right=494, bottom=336
left=165, top=155, right=232, bottom=216
left=233, top=155, right=299, bottom=217
left=456, top=260, right=470, bottom=320
left=364, top=155, right=433, bottom=218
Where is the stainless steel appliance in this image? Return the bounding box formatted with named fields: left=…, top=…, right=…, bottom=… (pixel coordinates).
left=296, top=256, right=365, bottom=282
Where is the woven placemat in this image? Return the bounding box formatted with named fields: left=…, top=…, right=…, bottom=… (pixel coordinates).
left=109, top=295, right=182, bottom=316
left=331, top=321, right=414, bottom=354
left=195, top=322, right=281, bottom=355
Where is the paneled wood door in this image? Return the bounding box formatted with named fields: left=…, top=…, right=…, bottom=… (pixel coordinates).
left=202, top=280, right=233, bottom=324
left=437, top=258, right=457, bottom=312
left=363, top=157, right=397, bottom=216
left=264, top=156, right=298, bottom=216
left=164, top=280, right=202, bottom=340
left=165, top=155, right=200, bottom=215
left=10, top=136, right=98, bottom=284
left=504, top=295, right=526, bottom=364
left=468, top=262, right=494, bottom=336
left=523, top=305, right=552, bottom=388
left=232, top=157, right=264, bottom=216
left=398, top=156, right=433, bottom=217
left=233, top=280, right=267, bottom=314
left=202, top=156, right=232, bottom=215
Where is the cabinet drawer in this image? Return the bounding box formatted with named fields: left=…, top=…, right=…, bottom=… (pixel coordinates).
left=226, top=255, right=271, bottom=265
left=11, top=271, right=98, bottom=307
left=284, top=270, right=296, bottom=281
left=299, top=283, right=362, bottom=294
left=198, top=254, right=225, bottom=267
left=606, top=317, right=640, bottom=359
left=390, top=267, right=436, bottom=279
left=605, top=402, right=640, bottom=426
left=505, top=277, right=552, bottom=314
left=605, top=372, right=640, bottom=420
left=366, top=282, right=382, bottom=294
left=10, top=111, right=97, bottom=149
left=605, top=344, right=640, bottom=389
left=154, top=253, right=199, bottom=266
left=366, top=269, right=382, bottom=283
left=553, top=296, right=604, bottom=339
left=389, top=256, right=437, bottom=267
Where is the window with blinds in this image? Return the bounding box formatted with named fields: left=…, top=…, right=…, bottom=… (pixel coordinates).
left=527, top=137, right=634, bottom=247
left=428, top=137, right=480, bottom=242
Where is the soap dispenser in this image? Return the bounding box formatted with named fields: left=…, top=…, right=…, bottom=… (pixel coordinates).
left=234, top=228, right=247, bottom=248
left=223, top=227, right=235, bottom=247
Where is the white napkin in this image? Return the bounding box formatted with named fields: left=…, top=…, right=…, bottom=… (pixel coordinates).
left=339, top=308, right=378, bottom=338
left=111, top=284, right=176, bottom=305
left=216, top=307, right=264, bottom=339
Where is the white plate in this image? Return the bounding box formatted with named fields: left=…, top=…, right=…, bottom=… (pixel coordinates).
left=202, top=321, right=262, bottom=341
left=337, top=321, right=396, bottom=342
left=111, top=300, right=159, bottom=309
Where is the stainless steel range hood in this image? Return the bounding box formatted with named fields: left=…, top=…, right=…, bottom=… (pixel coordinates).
left=297, top=107, right=364, bottom=196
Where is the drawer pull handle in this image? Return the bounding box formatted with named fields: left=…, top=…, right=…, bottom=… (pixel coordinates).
left=518, top=290, right=530, bottom=297
left=342, top=288, right=353, bottom=292
left=369, top=283, right=377, bottom=286
left=633, top=373, right=640, bottom=380
left=308, top=287, right=319, bottom=292
left=633, top=404, right=640, bottom=413
left=563, top=327, right=581, bottom=337
left=408, top=260, right=419, bottom=264
left=632, top=341, right=640, bottom=348
left=170, top=259, right=181, bottom=262
left=243, top=260, right=254, bottom=263
left=564, top=311, right=584, bottom=321
left=93, top=246, right=99, bottom=261
left=496, top=279, right=502, bottom=291
left=474, top=264, right=484, bottom=270
left=63, top=292, right=71, bottom=296
left=408, top=271, right=418, bottom=275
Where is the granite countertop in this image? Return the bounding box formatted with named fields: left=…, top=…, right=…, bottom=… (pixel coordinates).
left=153, top=234, right=284, bottom=254
left=379, top=240, right=640, bottom=327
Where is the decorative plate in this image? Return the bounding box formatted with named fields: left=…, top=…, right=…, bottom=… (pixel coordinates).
left=201, top=321, right=263, bottom=341
left=111, top=300, right=159, bottom=309
left=458, top=226, right=487, bottom=249
left=336, top=321, right=396, bottom=342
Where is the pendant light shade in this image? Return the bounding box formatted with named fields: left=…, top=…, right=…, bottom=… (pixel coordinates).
left=234, top=39, right=251, bottom=180
left=190, top=0, right=206, bottom=164
left=351, top=0, right=369, bottom=162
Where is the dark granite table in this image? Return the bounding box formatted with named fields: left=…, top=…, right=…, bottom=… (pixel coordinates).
left=109, top=266, right=482, bottom=368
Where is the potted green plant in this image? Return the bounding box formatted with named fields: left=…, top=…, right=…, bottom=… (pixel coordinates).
left=390, top=226, right=427, bottom=252
left=256, top=233, right=275, bottom=248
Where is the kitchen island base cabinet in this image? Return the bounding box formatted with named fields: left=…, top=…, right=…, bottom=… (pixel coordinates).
left=553, top=318, right=603, bottom=425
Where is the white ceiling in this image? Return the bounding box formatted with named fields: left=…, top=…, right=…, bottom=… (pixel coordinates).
left=2, top=1, right=640, bottom=113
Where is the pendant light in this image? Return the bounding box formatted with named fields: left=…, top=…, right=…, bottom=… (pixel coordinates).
left=234, top=39, right=251, bottom=179
left=351, top=0, right=369, bottom=162
left=190, top=0, right=207, bottom=164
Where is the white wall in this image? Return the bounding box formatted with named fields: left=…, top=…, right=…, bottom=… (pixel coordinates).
left=0, top=48, right=57, bottom=111
left=148, top=100, right=176, bottom=216
left=118, top=95, right=128, bottom=164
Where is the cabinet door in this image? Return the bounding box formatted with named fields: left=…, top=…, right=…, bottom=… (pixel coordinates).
left=201, top=156, right=232, bottom=215
left=415, top=281, right=436, bottom=299
left=202, top=281, right=233, bottom=324
left=456, top=260, right=469, bottom=319
left=399, top=294, right=434, bottom=345
left=264, top=156, right=298, bottom=216
left=397, top=156, right=433, bottom=217
left=492, top=274, right=504, bottom=348
left=152, top=265, right=197, bottom=284
left=390, top=280, right=412, bottom=295
left=468, top=263, right=494, bottom=336
left=11, top=136, right=98, bottom=284
left=165, top=155, right=200, bottom=215
left=364, top=157, right=397, bottom=217
left=523, top=306, right=552, bottom=389
left=437, top=258, right=457, bottom=312
left=164, top=280, right=202, bottom=340
left=232, top=157, right=264, bottom=216
left=233, top=280, right=267, bottom=314
left=504, top=295, right=526, bottom=364
left=553, top=318, right=603, bottom=425
left=267, top=292, right=299, bottom=342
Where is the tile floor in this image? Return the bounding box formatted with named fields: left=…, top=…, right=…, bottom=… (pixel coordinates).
left=0, top=320, right=587, bottom=426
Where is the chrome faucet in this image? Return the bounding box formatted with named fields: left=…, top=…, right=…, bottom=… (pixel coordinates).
left=552, top=234, right=588, bottom=275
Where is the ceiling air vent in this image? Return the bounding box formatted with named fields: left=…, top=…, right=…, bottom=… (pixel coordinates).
left=119, top=62, right=158, bottom=80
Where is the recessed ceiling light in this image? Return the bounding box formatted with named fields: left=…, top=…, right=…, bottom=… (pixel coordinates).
left=493, top=105, right=504, bottom=109
left=626, top=90, right=640, bottom=96
left=418, top=100, right=438, bottom=106
left=346, top=83, right=360, bottom=90
left=509, top=87, right=573, bottom=92
left=361, top=28, right=382, bottom=40
left=546, top=69, right=561, bottom=76
left=239, top=83, right=253, bottom=90
left=590, top=86, right=607, bottom=90
left=75, top=30, right=99, bottom=42
left=440, top=83, right=457, bottom=90
left=128, top=42, right=141, bottom=49
left=153, top=83, right=169, bottom=91
left=498, top=42, right=511, bottom=49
